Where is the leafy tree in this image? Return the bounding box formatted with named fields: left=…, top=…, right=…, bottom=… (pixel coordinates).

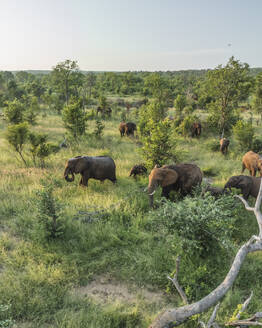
left=206, top=57, right=251, bottom=134
left=251, top=72, right=262, bottom=120
left=233, top=120, right=254, bottom=151
left=141, top=119, right=175, bottom=168
left=174, top=94, right=187, bottom=116
left=51, top=59, right=82, bottom=105
left=3, top=99, right=25, bottom=124
left=28, top=132, right=57, bottom=167
left=138, top=101, right=168, bottom=137
left=144, top=73, right=171, bottom=106
left=62, top=99, right=87, bottom=138
left=23, top=95, right=40, bottom=125
left=85, top=72, right=97, bottom=98
left=93, top=120, right=105, bottom=138
left=36, top=180, right=64, bottom=240
left=5, top=122, right=29, bottom=166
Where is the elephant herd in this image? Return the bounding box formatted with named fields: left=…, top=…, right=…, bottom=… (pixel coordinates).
left=63, top=149, right=262, bottom=207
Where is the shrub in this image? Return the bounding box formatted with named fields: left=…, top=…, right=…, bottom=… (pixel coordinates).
left=233, top=120, right=254, bottom=151
left=141, top=119, right=177, bottom=168
left=35, top=180, right=65, bottom=241
left=5, top=122, right=29, bottom=166
left=3, top=99, right=25, bottom=124
left=62, top=100, right=87, bottom=138
left=147, top=194, right=241, bottom=257
left=206, top=139, right=220, bottom=152
left=93, top=120, right=105, bottom=138
left=251, top=137, right=262, bottom=153
left=176, top=115, right=199, bottom=137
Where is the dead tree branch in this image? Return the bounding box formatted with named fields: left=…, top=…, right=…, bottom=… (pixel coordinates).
left=149, top=181, right=262, bottom=328
left=167, top=256, right=188, bottom=305
left=235, top=291, right=253, bottom=320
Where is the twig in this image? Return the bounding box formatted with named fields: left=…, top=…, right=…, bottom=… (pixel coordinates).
left=236, top=291, right=253, bottom=320
left=167, top=256, right=188, bottom=305
left=207, top=303, right=220, bottom=328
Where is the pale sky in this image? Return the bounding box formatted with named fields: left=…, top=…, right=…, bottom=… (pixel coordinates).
left=0, top=0, right=261, bottom=71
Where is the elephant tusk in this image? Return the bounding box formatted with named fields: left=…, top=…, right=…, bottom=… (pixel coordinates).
left=149, top=190, right=156, bottom=196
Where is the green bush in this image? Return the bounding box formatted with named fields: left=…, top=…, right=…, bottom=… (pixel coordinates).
left=206, top=139, right=220, bottom=152
left=146, top=194, right=244, bottom=300
left=233, top=120, right=254, bottom=151
left=93, top=120, right=105, bottom=138
left=62, top=100, right=87, bottom=138
left=35, top=180, right=65, bottom=241
left=176, top=115, right=199, bottom=137
left=251, top=137, right=262, bottom=153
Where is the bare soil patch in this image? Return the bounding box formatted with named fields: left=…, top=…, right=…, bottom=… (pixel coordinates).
left=72, top=275, right=167, bottom=305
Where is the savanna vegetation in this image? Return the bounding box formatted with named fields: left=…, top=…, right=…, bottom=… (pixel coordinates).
left=1, top=57, right=262, bottom=327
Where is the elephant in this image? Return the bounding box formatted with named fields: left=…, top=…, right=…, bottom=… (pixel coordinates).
left=220, top=138, right=230, bottom=155
left=147, top=163, right=203, bottom=207
left=119, top=122, right=126, bottom=137
left=242, top=151, right=262, bottom=176
left=224, top=175, right=261, bottom=200
left=64, top=156, right=116, bottom=187
left=119, top=122, right=137, bottom=137
left=192, top=122, right=202, bottom=137
left=201, top=185, right=227, bottom=198
left=129, top=164, right=147, bottom=178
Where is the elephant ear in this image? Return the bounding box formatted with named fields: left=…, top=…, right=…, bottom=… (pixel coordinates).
left=160, top=169, right=178, bottom=187
left=74, top=157, right=89, bottom=173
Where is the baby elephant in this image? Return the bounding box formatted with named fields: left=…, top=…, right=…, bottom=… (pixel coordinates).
left=129, top=164, right=147, bottom=178
left=202, top=185, right=227, bottom=198
left=220, top=138, right=230, bottom=155
left=224, top=175, right=261, bottom=200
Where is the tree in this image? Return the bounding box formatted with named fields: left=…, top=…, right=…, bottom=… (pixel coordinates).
left=252, top=72, right=262, bottom=120
left=233, top=120, right=254, bottom=151
left=138, top=101, right=168, bottom=138
left=141, top=119, right=175, bottom=168
left=144, top=73, right=171, bottom=107
left=206, top=57, right=251, bottom=134
left=3, top=99, right=25, bottom=124
left=62, top=99, right=87, bottom=138
left=51, top=59, right=81, bottom=105
left=5, top=122, right=29, bottom=166
left=85, top=72, right=97, bottom=98
left=23, top=95, right=40, bottom=125
left=174, top=94, right=187, bottom=116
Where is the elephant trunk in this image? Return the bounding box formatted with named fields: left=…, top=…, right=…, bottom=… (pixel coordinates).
left=223, top=182, right=232, bottom=192
left=147, top=181, right=158, bottom=207
left=64, top=167, right=75, bottom=182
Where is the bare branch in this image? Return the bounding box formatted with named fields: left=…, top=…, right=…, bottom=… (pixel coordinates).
left=235, top=195, right=254, bottom=211
left=167, top=256, right=188, bottom=305
left=226, top=320, right=262, bottom=326
left=235, top=291, right=253, bottom=320
left=207, top=303, right=220, bottom=328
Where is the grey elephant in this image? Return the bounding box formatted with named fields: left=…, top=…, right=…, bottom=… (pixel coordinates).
left=224, top=175, right=261, bottom=200
left=147, top=163, right=203, bottom=207
left=64, top=156, right=116, bottom=186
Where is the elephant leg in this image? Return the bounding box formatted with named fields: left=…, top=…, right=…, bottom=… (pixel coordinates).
left=81, top=173, right=89, bottom=186
left=242, top=188, right=250, bottom=200
left=241, top=163, right=245, bottom=173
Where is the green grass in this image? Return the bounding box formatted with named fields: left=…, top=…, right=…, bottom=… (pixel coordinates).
left=1, top=110, right=262, bottom=327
